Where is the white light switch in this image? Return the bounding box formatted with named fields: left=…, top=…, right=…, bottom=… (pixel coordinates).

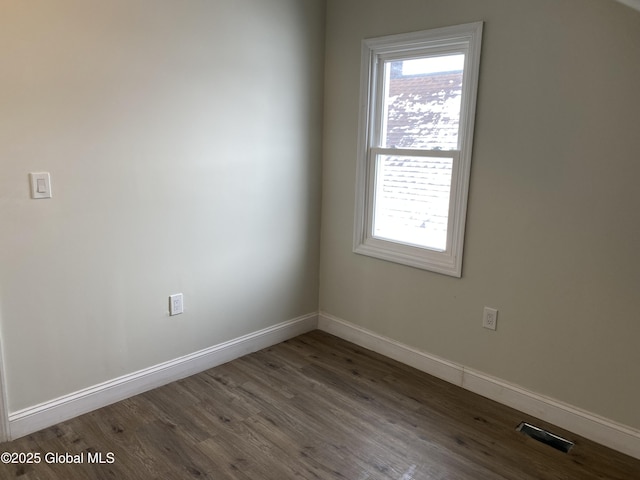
left=30, top=172, right=52, bottom=199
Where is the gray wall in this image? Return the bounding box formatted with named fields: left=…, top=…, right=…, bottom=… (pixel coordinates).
left=320, top=0, right=640, bottom=429
left=2, top=0, right=639, bottom=435
left=0, top=0, right=325, bottom=412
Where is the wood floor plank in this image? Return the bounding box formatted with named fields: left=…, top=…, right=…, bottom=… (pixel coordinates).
left=1, top=330, right=639, bottom=479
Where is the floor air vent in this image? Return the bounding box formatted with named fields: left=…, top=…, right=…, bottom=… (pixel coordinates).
left=516, top=422, right=574, bottom=453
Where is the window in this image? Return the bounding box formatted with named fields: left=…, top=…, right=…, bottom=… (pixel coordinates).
left=353, top=22, right=483, bottom=277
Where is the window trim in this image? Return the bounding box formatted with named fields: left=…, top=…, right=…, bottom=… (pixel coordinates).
left=353, top=22, right=483, bottom=277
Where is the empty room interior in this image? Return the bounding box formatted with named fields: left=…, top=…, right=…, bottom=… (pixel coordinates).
left=1, top=0, right=639, bottom=478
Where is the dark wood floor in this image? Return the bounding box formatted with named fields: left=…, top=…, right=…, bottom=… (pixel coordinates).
left=1, top=331, right=639, bottom=479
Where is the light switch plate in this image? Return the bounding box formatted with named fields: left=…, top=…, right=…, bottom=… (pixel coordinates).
left=30, top=172, right=52, bottom=199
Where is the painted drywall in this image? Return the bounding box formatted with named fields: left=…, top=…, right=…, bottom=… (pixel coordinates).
left=0, top=0, right=325, bottom=412
left=320, top=0, right=640, bottom=429
left=616, top=0, right=640, bottom=13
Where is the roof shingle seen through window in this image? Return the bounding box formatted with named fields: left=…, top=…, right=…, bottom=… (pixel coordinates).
left=384, top=71, right=463, bottom=150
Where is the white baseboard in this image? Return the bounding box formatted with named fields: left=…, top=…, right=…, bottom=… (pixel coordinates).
left=318, top=311, right=463, bottom=386
left=8, top=310, right=640, bottom=461
left=318, top=311, right=640, bottom=460
left=9, top=313, right=318, bottom=441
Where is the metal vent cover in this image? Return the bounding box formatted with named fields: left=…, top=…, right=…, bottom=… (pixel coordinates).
left=516, top=422, right=574, bottom=453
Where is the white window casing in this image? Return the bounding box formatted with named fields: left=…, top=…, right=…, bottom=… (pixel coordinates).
left=353, top=22, right=483, bottom=277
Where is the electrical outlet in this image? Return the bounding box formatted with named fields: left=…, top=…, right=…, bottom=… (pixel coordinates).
left=483, top=307, right=498, bottom=330
left=169, top=293, right=184, bottom=316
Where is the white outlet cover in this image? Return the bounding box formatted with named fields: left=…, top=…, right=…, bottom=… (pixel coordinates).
left=169, top=293, right=184, bottom=316
left=483, top=307, right=498, bottom=330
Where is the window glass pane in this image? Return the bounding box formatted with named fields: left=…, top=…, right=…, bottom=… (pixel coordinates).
left=373, top=154, right=452, bottom=251
left=381, top=54, right=464, bottom=150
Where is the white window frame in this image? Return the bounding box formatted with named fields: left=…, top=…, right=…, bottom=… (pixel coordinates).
left=353, top=22, right=483, bottom=277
